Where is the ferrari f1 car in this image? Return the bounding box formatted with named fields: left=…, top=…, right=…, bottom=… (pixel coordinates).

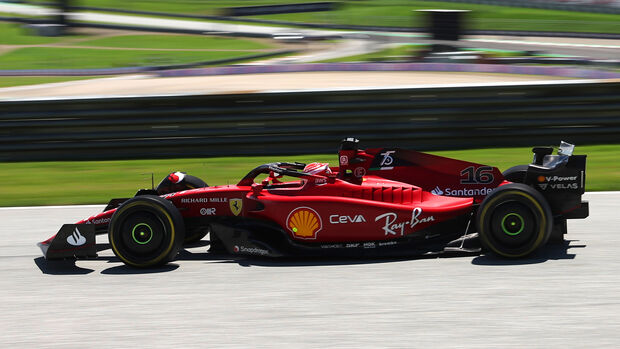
left=38, top=139, right=588, bottom=267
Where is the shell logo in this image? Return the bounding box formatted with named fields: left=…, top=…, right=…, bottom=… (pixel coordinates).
left=286, top=207, right=322, bottom=240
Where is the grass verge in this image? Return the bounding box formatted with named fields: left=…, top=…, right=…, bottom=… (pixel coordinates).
left=318, top=44, right=426, bottom=63
left=255, top=0, right=620, bottom=34
left=1, top=144, right=616, bottom=207
left=73, top=34, right=274, bottom=50
left=27, top=0, right=322, bottom=15
left=0, top=76, right=106, bottom=88
left=29, top=0, right=620, bottom=34
left=0, top=21, right=79, bottom=45
left=0, top=24, right=281, bottom=69
left=0, top=47, right=267, bottom=69
left=317, top=43, right=567, bottom=63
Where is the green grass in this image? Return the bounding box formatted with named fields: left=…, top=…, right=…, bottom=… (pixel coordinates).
left=27, top=0, right=322, bottom=14
left=74, top=34, right=274, bottom=50
left=25, top=0, right=619, bottom=34
left=0, top=23, right=279, bottom=69
left=0, top=21, right=66, bottom=45
left=252, top=1, right=620, bottom=34
left=0, top=47, right=265, bottom=69
left=0, top=76, right=106, bottom=88
left=1, top=144, right=616, bottom=207
left=318, top=44, right=427, bottom=63
left=0, top=154, right=335, bottom=207
left=0, top=10, right=45, bottom=19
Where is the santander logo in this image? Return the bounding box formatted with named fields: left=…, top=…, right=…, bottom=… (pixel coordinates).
left=66, top=227, right=86, bottom=246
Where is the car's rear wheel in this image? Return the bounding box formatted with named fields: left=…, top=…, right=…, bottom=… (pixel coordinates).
left=109, top=195, right=185, bottom=268
left=502, top=165, right=528, bottom=183
left=476, top=183, right=552, bottom=258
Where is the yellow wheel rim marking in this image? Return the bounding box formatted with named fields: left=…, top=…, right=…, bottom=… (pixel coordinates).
left=109, top=201, right=176, bottom=267
left=479, top=190, right=547, bottom=258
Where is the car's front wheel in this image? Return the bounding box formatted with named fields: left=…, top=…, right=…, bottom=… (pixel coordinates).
left=476, top=183, right=552, bottom=258
left=109, top=195, right=185, bottom=268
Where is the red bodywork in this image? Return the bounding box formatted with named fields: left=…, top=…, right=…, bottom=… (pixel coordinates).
left=73, top=147, right=506, bottom=244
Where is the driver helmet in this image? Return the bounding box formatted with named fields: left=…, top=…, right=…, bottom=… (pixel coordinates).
left=304, top=162, right=332, bottom=176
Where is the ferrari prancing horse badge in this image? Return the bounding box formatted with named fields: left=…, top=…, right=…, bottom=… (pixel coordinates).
left=229, top=198, right=242, bottom=216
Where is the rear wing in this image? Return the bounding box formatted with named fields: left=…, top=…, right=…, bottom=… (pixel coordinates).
left=524, top=142, right=588, bottom=219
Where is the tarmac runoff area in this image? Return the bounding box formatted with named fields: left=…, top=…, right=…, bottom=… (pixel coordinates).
left=0, top=71, right=573, bottom=100
left=0, top=192, right=619, bottom=348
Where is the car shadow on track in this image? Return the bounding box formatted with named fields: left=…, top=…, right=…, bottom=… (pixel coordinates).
left=471, top=239, right=586, bottom=266
left=231, top=256, right=419, bottom=268
left=34, top=239, right=586, bottom=274
left=100, top=264, right=179, bottom=274
left=34, top=256, right=95, bottom=275
left=200, top=250, right=482, bottom=268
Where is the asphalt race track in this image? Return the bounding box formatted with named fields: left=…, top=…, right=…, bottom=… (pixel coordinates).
left=1, top=192, right=618, bottom=348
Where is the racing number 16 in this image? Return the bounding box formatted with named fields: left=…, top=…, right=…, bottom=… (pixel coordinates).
left=460, top=166, right=494, bottom=184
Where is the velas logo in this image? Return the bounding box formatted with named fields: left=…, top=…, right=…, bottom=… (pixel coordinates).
left=286, top=207, right=322, bottom=239
left=66, top=227, right=86, bottom=246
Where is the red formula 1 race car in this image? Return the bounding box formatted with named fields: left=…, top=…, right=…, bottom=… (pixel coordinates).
left=38, top=138, right=589, bottom=267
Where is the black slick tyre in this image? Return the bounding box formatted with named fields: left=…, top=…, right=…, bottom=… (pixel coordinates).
left=476, top=183, right=552, bottom=258
left=109, top=195, right=185, bottom=268
left=502, top=165, right=528, bottom=183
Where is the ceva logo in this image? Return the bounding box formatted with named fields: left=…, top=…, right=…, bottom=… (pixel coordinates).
left=329, top=215, right=366, bottom=224
left=66, top=227, right=86, bottom=246
left=431, top=186, right=444, bottom=195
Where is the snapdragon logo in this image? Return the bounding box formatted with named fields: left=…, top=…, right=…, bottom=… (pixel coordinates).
left=66, top=227, right=86, bottom=246
left=234, top=245, right=269, bottom=256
